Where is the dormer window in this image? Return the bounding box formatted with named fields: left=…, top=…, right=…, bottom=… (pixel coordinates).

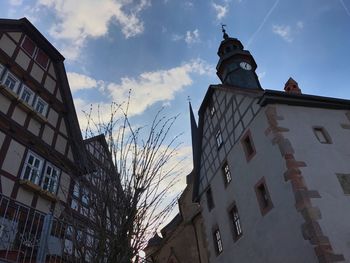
left=20, top=85, right=34, bottom=105
left=21, top=36, right=36, bottom=57
left=35, top=49, right=49, bottom=69
left=2, top=71, right=20, bottom=93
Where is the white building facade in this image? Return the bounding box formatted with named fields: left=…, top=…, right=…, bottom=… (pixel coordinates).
left=191, top=30, right=349, bottom=263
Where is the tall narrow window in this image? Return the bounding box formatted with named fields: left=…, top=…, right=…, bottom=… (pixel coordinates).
left=313, top=127, right=332, bottom=144
left=241, top=130, right=256, bottom=161
left=255, top=177, right=273, bottom=215
left=222, top=162, right=232, bottom=186
left=213, top=228, right=223, bottom=254
left=41, top=163, right=60, bottom=193
left=216, top=129, right=223, bottom=148
left=230, top=204, right=243, bottom=240
left=20, top=85, right=34, bottom=105
left=2, top=71, right=19, bottom=93
left=22, top=152, right=43, bottom=185
left=206, top=187, right=214, bottom=211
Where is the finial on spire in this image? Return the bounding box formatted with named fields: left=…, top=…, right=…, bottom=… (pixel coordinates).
left=221, top=23, right=229, bottom=40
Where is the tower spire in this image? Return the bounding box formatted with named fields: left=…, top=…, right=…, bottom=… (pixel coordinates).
left=221, top=24, right=229, bottom=40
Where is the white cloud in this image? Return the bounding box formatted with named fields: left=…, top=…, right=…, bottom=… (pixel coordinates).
left=212, top=3, right=228, bottom=20
left=36, top=0, right=150, bottom=60
left=67, top=72, right=105, bottom=93
left=297, top=21, right=304, bottom=29
left=257, top=71, right=266, bottom=80
left=272, top=24, right=293, bottom=42
left=185, top=29, right=200, bottom=44
left=9, top=0, right=23, bottom=6
left=71, top=59, right=214, bottom=129
left=171, top=34, right=183, bottom=41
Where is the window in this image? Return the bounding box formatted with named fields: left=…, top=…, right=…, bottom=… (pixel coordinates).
left=336, top=174, right=350, bottom=195
left=21, top=36, right=36, bottom=57
left=215, top=129, right=223, bottom=148
left=41, top=163, right=60, bottom=193
left=35, top=49, right=49, bottom=69
left=22, top=152, right=43, bottom=185
left=222, top=162, right=232, bottom=186
left=210, top=104, right=215, bottom=117
left=241, top=130, right=256, bottom=161
left=255, top=177, right=273, bottom=215
left=229, top=204, right=243, bottom=240
left=71, top=181, right=90, bottom=217
left=34, top=96, right=48, bottom=116
left=313, top=127, right=332, bottom=144
left=213, top=228, right=223, bottom=254
left=2, top=71, right=20, bottom=93
left=19, top=85, right=34, bottom=105
left=206, top=187, right=214, bottom=211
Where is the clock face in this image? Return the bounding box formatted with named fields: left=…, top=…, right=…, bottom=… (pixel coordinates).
left=240, top=62, right=252, bottom=71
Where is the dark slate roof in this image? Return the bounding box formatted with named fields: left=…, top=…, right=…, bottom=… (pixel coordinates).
left=191, top=85, right=350, bottom=201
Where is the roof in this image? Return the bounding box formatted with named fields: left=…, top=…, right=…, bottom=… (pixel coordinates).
left=192, top=85, right=350, bottom=201
left=0, top=17, right=64, bottom=61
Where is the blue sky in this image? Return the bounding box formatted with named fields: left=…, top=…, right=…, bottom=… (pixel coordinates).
left=2, top=0, right=350, bottom=193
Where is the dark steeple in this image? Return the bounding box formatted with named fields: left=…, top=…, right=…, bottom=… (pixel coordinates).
left=216, top=26, right=262, bottom=90
left=188, top=102, right=199, bottom=184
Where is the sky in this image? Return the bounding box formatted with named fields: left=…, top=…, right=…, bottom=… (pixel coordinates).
left=2, top=0, right=350, bottom=211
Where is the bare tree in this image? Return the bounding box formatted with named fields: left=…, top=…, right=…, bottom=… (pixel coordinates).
left=62, top=97, right=183, bottom=263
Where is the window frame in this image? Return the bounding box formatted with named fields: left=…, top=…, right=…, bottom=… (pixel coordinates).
left=2, top=71, right=20, bottom=93
left=21, top=35, right=37, bottom=58
left=213, top=227, right=223, bottom=255
left=19, top=85, right=35, bottom=105
left=21, top=151, right=44, bottom=185
left=241, top=130, right=256, bottom=162
left=222, top=161, right=232, bottom=186
left=254, top=177, right=273, bottom=216
left=215, top=129, right=223, bottom=149
left=228, top=203, right=243, bottom=241
left=41, top=162, right=60, bottom=194
left=34, top=96, right=48, bottom=116
left=313, top=126, right=332, bottom=144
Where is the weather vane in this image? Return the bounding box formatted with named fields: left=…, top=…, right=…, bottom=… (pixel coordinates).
left=221, top=23, right=229, bottom=40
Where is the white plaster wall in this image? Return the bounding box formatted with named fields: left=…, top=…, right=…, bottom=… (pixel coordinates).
left=30, top=63, right=44, bottom=83
left=27, top=118, right=41, bottom=136
left=16, top=187, right=33, bottom=207
left=2, top=139, right=25, bottom=176
left=0, top=130, right=5, bottom=148
left=15, top=49, right=31, bottom=71
left=36, top=197, right=51, bottom=213
left=0, top=34, right=16, bottom=57
left=11, top=106, right=27, bottom=126
left=44, top=75, right=56, bottom=94
left=0, top=93, right=11, bottom=114
left=277, top=104, right=350, bottom=261
left=200, top=107, right=317, bottom=263
left=42, top=125, right=54, bottom=145
left=1, top=176, right=14, bottom=197
left=55, top=134, right=67, bottom=155
left=47, top=108, right=59, bottom=127
left=8, top=32, right=22, bottom=43
left=57, top=171, right=70, bottom=202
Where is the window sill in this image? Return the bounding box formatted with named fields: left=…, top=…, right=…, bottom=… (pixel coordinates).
left=0, top=84, right=48, bottom=124
left=19, top=179, right=58, bottom=202
left=0, top=83, right=19, bottom=101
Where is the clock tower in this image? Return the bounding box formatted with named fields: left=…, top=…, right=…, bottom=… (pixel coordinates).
left=216, top=27, right=262, bottom=90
